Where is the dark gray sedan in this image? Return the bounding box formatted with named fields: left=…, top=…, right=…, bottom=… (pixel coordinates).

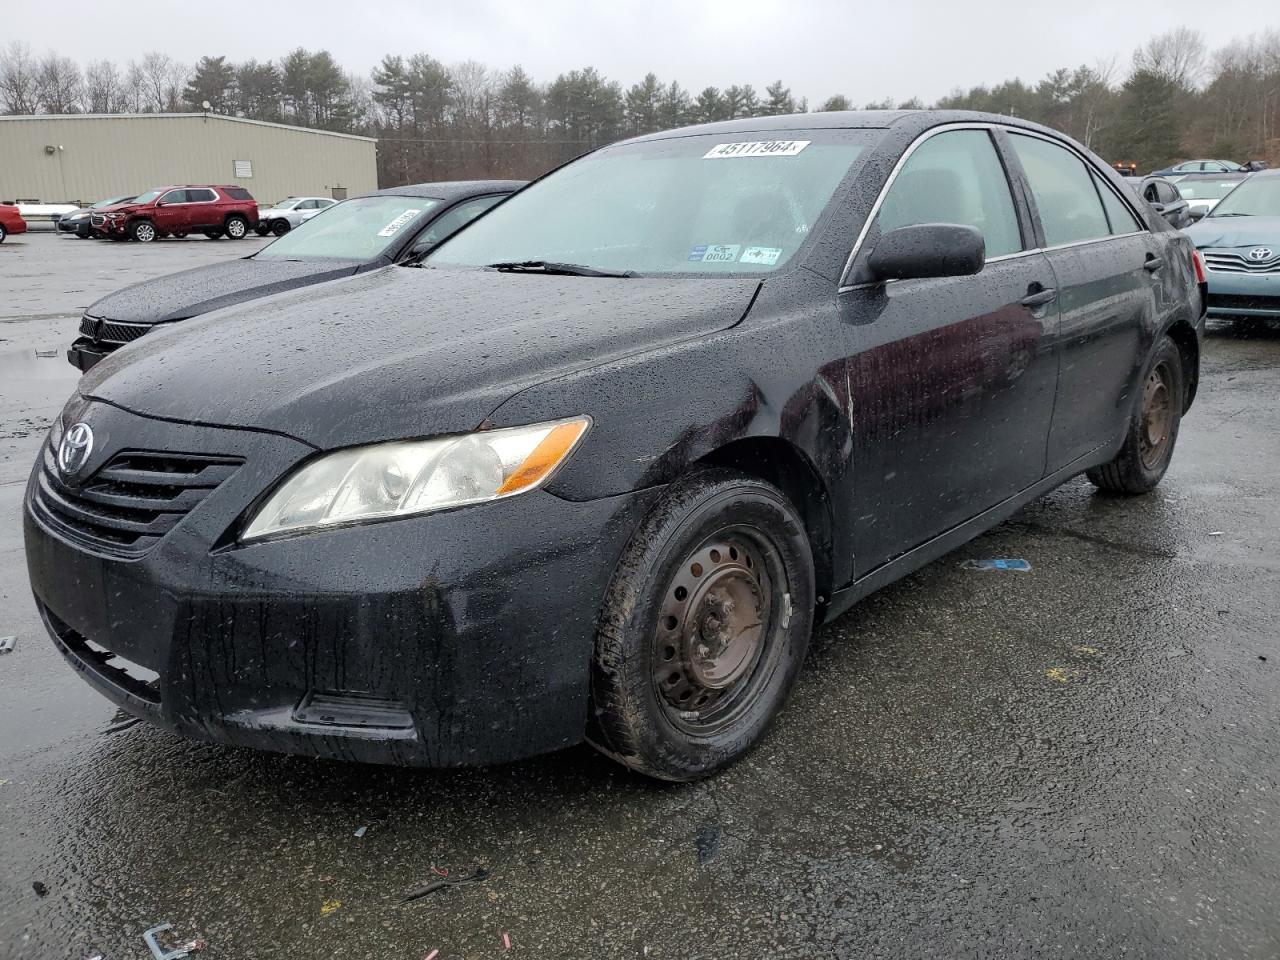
left=67, top=180, right=523, bottom=371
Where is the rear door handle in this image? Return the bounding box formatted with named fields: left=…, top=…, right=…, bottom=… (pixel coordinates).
left=1144, top=255, right=1164, bottom=272
left=1021, top=287, right=1057, bottom=308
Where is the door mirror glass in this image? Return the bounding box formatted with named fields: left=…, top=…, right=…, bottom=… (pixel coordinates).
left=1188, top=207, right=1207, bottom=222
left=867, top=223, right=985, bottom=282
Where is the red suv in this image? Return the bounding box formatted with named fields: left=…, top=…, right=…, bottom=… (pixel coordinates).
left=92, top=185, right=259, bottom=242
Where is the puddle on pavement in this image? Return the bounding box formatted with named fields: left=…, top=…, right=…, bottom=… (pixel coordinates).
left=0, top=347, right=80, bottom=383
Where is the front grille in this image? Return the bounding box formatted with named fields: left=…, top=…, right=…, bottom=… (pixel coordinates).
left=1206, top=293, right=1280, bottom=312
left=79, top=314, right=151, bottom=345
left=32, top=441, right=242, bottom=558
left=90, top=214, right=106, bottom=226
left=1204, top=252, right=1280, bottom=274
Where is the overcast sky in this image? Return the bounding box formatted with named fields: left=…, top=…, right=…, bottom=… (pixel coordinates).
left=6, top=0, right=1254, bottom=104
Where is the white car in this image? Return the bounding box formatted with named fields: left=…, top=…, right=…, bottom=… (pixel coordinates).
left=254, top=196, right=338, bottom=236
left=1175, top=176, right=1248, bottom=217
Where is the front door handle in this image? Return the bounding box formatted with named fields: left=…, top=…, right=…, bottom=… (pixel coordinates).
left=1143, top=255, right=1164, bottom=272
left=1020, top=287, right=1057, bottom=308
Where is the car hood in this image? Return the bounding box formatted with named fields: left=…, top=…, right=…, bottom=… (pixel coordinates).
left=1185, top=216, right=1280, bottom=248
left=86, top=257, right=367, bottom=325
left=81, top=266, right=761, bottom=449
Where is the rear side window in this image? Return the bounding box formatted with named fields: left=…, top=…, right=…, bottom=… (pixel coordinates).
left=187, top=188, right=217, bottom=203
left=413, top=195, right=506, bottom=250
left=1010, top=134, right=1110, bottom=246
left=875, top=129, right=1023, bottom=258
left=224, top=187, right=253, bottom=201
left=1092, top=174, right=1141, bottom=234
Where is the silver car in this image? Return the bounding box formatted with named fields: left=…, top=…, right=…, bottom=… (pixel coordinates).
left=254, top=196, right=338, bottom=236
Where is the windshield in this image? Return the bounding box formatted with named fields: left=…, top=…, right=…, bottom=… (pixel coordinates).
left=430, top=131, right=874, bottom=275
left=271, top=198, right=302, bottom=210
left=1178, top=180, right=1240, bottom=201
left=130, top=190, right=162, bottom=205
left=1208, top=176, right=1280, bottom=217
left=254, top=195, right=441, bottom=260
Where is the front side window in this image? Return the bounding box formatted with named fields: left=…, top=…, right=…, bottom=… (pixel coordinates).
left=254, top=195, right=441, bottom=260
left=158, top=189, right=188, bottom=204
left=873, top=129, right=1023, bottom=258
left=1092, top=173, right=1141, bottom=234
left=430, top=131, right=875, bottom=275
left=1010, top=134, right=1110, bottom=246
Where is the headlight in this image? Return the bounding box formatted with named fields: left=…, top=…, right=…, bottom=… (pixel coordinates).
left=241, top=417, right=590, bottom=541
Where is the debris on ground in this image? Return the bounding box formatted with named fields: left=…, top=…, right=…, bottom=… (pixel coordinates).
left=320, top=898, right=342, bottom=916
left=142, top=922, right=205, bottom=960
left=353, top=825, right=367, bottom=838
left=430, top=866, right=449, bottom=877
left=1045, top=667, right=1072, bottom=683
left=696, top=824, right=721, bottom=865
left=1165, top=647, right=1192, bottom=659
left=0, top=636, right=16, bottom=654
left=503, top=932, right=512, bottom=949
left=1209, top=531, right=1224, bottom=536
left=31, top=881, right=48, bottom=897
left=961, top=558, right=1032, bottom=573
left=400, top=867, right=490, bottom=905
left=1072, top=645, right=1102, bottom=656
left=422, top=950, right=439, bottom=960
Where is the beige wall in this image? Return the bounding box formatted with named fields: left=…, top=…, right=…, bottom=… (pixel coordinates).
left=0, top=114, right=377, bottom=205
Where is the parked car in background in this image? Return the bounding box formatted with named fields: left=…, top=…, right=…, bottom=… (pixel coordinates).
left=91, top=185, right=259, bottom=243
left=255, top=196, right=338, bottom=236
left=57, top=195, right=136, bottom=238
left=1125, top=175, right=1194, bottom=229
left=1185, top=170, right=1280, bottom=323
left=28, top=111, right=1205, bottom=781
left=0, top=202, right=28, bottom=242
left=1175, top=174, right=1248, bottom=217
left=67, top=180, right=522, bottom=370
left=1151, top=159, right=1245, bottom=177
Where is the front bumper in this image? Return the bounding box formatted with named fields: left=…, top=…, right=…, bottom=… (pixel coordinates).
left=25, top=400, right=660, bottom=767
left=1203, top=260, right=1280, bottom=318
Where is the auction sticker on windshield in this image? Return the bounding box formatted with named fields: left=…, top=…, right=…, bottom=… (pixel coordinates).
left=740, top=246, right=782, bottom=266
left=703, top=140, right=810, bottom=159
left=688, top=244, right=741, bottom=263
left=377, top=209, right=421, bottom=237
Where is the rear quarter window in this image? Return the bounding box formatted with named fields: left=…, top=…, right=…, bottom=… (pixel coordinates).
left=224, top=187, right=254, bottom=201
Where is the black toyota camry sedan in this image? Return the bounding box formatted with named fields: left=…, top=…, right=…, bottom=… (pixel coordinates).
left=66, top=180, right=523, bottom=371
left=26, top=111, right=1205, bottom=781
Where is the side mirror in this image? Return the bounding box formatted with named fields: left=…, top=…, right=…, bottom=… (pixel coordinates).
left=867, top=223, right=985, bottom=282
left=1188, top=207, right=1207, bottom=223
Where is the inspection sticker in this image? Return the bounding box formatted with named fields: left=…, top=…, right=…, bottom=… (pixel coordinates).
left=377, top=209, right=421, bottom=237
left=740, top=246, right=782, bottom=266
left=688, top=244, right=741, bottom=263
left=703, top=140, right=810, bottom=159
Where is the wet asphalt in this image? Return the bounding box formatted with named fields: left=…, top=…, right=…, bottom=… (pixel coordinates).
left=1, top=230, right=1278, bottom=959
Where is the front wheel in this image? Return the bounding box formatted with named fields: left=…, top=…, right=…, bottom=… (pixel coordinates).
left=590, top=468, right=814, bottom=781
left=270, top=218, right=290, bottom=237
left=129, top=220, right=156, bottom=243
left=0, top=224, right=7, bottom=243
left=1087, top=335, right=1184, bottom=494
left=225, top=215, right=249, bottom=239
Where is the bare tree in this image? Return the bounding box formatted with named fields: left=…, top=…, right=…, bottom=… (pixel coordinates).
left=37, top=53, right=82, bottom=113
left=138, top=52, right=189, bottom=111
left=1133, top=28, right=1207, bottom=89
left=122, top=60, right=148, bottom=112
left=0, top=40, right=43, bottom=113
left=84, top=59, right=123, bottom=113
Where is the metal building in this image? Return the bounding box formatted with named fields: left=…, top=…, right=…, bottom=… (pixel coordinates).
left=0, top=113, right=377, bottom=206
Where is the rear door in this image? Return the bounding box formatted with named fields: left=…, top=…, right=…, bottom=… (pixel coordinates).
left=840, top=127, right=1061, bottom=575
left=1006, top=132, right=1159, bottom=470
left=184, top=188, right=219, bottom=229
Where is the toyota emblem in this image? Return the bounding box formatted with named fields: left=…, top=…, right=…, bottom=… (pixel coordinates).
left=57, top=422, right=94, bottom=476
left=1248, top=247, right=1273, bottom=262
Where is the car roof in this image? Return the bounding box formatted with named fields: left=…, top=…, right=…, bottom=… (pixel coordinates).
left=619, top=109, right=1103, bottom=147
left=365, top=180, right=527, bottom=202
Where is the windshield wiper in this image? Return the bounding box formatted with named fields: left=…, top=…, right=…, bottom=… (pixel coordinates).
left=1210, top=212, right=1251, bottom=217
left=486, top=260, right=637, bottom=278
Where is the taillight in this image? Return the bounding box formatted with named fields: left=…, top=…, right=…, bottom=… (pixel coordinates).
left=1192, top=249, right=1206, bottom=283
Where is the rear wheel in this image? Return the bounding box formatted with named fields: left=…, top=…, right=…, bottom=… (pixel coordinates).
left=589, top=468, right=814, bottom=781
left=225, top=215, right=249, bottom=239
left=203, top=229, right=224, bottom=240
left=1087, top=335, right=1184, bottom=494
left=172, top=231, right=188, bottom=239
left=270, top=218, right=290, bottom=237
left=129, top=220, right=156, bottom=243
left=0, top=224, right=7, bottom=243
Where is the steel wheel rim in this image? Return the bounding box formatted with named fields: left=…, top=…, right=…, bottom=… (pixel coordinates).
left=1140, top=360, right=1173, bottom=469
left=652, top=527, right=787, bottom=734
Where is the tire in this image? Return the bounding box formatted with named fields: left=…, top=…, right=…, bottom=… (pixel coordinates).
left=172, top=231, right=188, bottom=239
left=203, top=229, right=224, bottom=240
left=589, top=468, right=814, bottom=781
left=0, top=224, right=6, bottom=243
left=254, top=225, right=270, bottom=237
left=130, top=220, right=157, bottom=243
left=270, top=218, right=290, bottom=237
left=1087, top=335, right=1184, bottom=494
left=225, top=215, right=249, bottom=239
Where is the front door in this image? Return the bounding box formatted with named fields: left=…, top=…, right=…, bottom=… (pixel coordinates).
left=840, top=128, right=1061, bottom=575
left=153, top=189, right=187, bottom=233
